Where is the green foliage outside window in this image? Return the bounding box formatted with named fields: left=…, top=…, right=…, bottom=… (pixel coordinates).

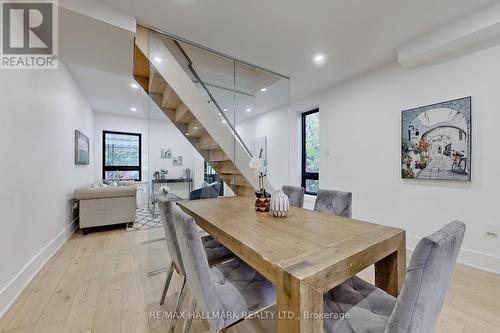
left=105, top=133, right=140, bottom=166
left=305, top=112, right=320, bottom=173
left=303, top=110, right=319, bottom=194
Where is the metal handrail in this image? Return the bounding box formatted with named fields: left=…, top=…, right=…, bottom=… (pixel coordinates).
left=172, top=40, right=253, bottom=157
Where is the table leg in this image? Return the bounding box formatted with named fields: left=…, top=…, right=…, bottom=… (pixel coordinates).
left=375, top=233, right=406, bottom=296
left=299, top=282, right=323, bottom=333
left=277, top=270, right=323, bottom=333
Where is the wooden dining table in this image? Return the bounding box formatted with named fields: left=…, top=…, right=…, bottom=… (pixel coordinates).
left=178, top=196, right=406, bottom=333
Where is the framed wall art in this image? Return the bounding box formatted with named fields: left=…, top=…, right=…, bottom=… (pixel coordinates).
left=401, top=97, right=471, bottom=181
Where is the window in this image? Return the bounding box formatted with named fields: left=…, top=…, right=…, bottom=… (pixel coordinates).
left=204, top=161, right=216, bottom=176
left=204, top=161, right=224, bottom=196
left=301, top=109, right=319, bottom=195
left=103, top=131, right=141, bottom=181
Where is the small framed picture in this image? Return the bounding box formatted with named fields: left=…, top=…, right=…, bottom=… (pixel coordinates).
left=75, top=130, right=90, bottom=165
left=161, top=148, right=172, bottom=159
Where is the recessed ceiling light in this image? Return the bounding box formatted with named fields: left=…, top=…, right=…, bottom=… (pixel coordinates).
left=154, top=57, right=162, bottom=63
left=131, top=107, right=137, bottom=112
left=222, top=120, right=227, bottom=124
left=260, top=88, right=267, bottom=92
left=193, top=126, right=198, bottom=130
left=218, top=112, right=222, bottom=116
left=223, top=108, right=228, bottom=112
left=185, top=133, right=189, bottom=136
left=246, top=108, right=252, bottom=112
left=313, top=53, right=326, bottom=65
left=131, top=83, right=139, bottom=89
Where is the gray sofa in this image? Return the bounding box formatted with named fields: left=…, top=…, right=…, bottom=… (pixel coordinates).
left=74, top=181, right=137, bottom=234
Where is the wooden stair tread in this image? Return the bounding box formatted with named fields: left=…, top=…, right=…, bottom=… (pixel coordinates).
left=217, top=170, right=240, bottom=175
left=187, top=120, right=205, bottom=137
left=149, top=71, right=167, bottom=95
left=133, top=45, right=150, bottom=93
left=205, top=148, right=227, bottom=162
left=221, top=174, right=248, bottom=186
left=212, top=161, right=239, bottom=174
left=163, top=88, right=182, bottom=110
left=175, top=103, right=194, bottom=124
left=197, top=135, right=219, bottom=150
left=234, top=185, right=255, bottom=197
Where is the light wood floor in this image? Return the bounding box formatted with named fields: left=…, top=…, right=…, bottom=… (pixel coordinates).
left=1, top=227, right=499, bottom=333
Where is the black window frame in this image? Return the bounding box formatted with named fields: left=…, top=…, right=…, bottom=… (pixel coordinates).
left=102, top=130, right=142, bottom=181
left=301, top=108, right=319, bottom=195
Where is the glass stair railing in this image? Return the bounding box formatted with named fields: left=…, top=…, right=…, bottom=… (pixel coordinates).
left=135, top=26, right=290, bottom=197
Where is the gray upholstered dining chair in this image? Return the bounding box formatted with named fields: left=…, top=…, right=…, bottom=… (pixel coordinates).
left=172, top=204, right=276, bottom=333
left=158, top=200, right=185, bottom=307
left=282, top=185, right=305, bottom=208
left=314, top=189, right=352, bottom=218
left=189, top=182, right=222, bottom=200
left=323, top=221, right=466, bottom=333
left=157, top=200, right=235, bottom=331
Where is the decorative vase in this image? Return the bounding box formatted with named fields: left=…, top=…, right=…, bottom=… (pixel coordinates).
left=255, top=197, right=270, bottom=212
left=270, top=190, right=290, bottom=218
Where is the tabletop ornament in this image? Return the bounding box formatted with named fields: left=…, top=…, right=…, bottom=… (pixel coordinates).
left=249, top=149, right=271, bottom=212
left=270, top=190, right=289, bottom=217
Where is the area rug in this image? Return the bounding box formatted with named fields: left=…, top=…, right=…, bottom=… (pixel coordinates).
left=126, top=208, right=162, bottom=231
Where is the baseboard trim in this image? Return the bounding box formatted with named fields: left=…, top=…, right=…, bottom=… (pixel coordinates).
left=407, top=235, right=500, bottom=275
left=0, top=219, right=78, bottom=318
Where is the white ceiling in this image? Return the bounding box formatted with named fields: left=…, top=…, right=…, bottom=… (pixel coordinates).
left=60, top=6, right=290, bottom=122
left=62, top=1, right=498, bottom=122
left=59, top=7, right=133, bottom=76
left=59, top=7, right=145, bottom=117
left=65, top=63, right=144, bottom=114
left=97, top=0, right=497, bottom=102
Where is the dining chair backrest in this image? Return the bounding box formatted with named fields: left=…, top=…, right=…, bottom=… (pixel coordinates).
left=385, top=221, right=466, bottom=333
left=172, top=205, right=224, bottom=329
left=158, top=199, right=185, bottom=275
left=190, top=182, right=222, bottom=200
left=282, top=185, right=305, bottom=208
left=313, top=189, right=352, bottom=218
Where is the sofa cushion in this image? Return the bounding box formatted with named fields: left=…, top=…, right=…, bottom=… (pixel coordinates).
left=118, top=180, right=136, bottom=186
left=75, top=184, right=137, bottom=200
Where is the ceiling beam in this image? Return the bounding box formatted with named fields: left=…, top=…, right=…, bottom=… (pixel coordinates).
left=398, top=2, right=500, bottom=68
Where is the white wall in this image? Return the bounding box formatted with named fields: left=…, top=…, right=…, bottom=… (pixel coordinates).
left=236, top=107, right=291, bottom=191
left=93, top=112, right=205, bottom=199
left=0, top=63, right=94, bottom=316
left=239, top=43, right=500, bottom=273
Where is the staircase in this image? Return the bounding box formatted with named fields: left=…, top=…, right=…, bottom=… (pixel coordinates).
left=133, top=26, right=271, bottom=196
